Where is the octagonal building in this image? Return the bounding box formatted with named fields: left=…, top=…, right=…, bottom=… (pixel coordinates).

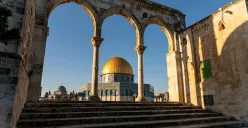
left=79, top=56, right=154, bottom=102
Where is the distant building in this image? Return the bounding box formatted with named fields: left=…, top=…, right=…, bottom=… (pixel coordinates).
left=78, top=56, right=154, bottom=101
left=42, top=85, right=78, bottom=101
left=154, top=92, right=169, bottom=102
left=47, top=86, right=70, bottom=101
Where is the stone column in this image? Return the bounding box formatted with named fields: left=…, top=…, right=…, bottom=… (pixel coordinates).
left=89, top=37, right=104, bottom=102
left=166, top=51, right=185, bottom=103
left=135, top=46, right=147, bottom=102
left=180, top=38, right=191, bottom=104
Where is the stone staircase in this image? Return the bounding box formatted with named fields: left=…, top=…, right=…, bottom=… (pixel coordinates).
left=17, top=101, right=246, bottom=128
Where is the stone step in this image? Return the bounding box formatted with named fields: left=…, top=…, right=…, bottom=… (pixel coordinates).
left=22, top=106, right=196, bottom=113
left=167, top=121, right=246, bottom=128
left=17, top=113, right=223, bottom=127
left=36, top=101, right=180, bottom=104
left=20, top=109, right=212, bottom=119
left=19, top=117, right=235, bottom=128
left=25, top=102, right=183, bottom=108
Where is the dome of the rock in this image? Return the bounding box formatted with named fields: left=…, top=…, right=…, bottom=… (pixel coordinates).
left=102, top=57, right=133, bottom=75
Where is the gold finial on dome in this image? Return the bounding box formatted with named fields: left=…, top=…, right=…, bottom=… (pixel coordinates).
left=116, top=52, right=118, bottom=57
left=102, top=56, right=133, bottom=75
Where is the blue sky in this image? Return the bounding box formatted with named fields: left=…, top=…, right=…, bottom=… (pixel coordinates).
left=41, top=0, right=234, bottom=96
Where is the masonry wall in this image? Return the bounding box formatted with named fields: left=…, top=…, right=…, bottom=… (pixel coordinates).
left=0, top=0, right=37, bottom=127
left=11, top=0, right=36, bottom=127
left=182, top=0, right=248, bottom=121
left=0, top=0, right=26, bottom=127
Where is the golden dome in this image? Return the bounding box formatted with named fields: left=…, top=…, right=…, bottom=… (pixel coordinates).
left=102, top=57, right=133, bottom=75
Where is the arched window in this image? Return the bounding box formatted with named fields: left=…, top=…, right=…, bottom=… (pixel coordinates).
left=125, top=89, right=128, bottom=96
left=110, top=90, right=114, bottom=96
left=105, top=89, right=108, bottom=101
left=129, top=89, right=133, bottom=96
left=146, top=90, right=149, bottom=97
left=105, top=89, right=108, bottom=96
left=117, top=76, right=121, bottom=81
left=124, top=76, right=127, bottom=81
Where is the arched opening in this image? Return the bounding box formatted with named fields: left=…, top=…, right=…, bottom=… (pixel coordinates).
left=41, top=3, right=94, bottom=101
left=143, top=24, right=170, bottom=102
left=46, top=0, right=98, bottom=36
left=105, top=89, right=108, bottom=101
left=110, top=89, right=115, bottom=101
left=99, top=11, right=138, bottom=102
left=99, top=8, right=140, bottom=45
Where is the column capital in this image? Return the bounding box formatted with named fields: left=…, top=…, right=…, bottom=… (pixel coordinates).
left=91, top=37, right=104, bottom=48
left=135, top=46, right=147, bottom=54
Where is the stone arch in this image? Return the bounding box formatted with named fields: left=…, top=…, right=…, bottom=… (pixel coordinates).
left=99, top=7, right=141, bottom=46
left=105, top=89, right=108, bottom=101
left=45, top=0, right=100, bottom=37
left=110, top=89, right=115, bottom=101
left=141, top=16, right=175, bottom=52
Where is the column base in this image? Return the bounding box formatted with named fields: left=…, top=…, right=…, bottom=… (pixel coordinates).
left=135, top=96, right=147, bottom=102
left=89, top=95, right=101, bottom=102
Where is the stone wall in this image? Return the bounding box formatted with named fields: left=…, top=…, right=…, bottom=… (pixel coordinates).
left=11, top=0, right=36, bottom=127
left=0, top=0, right=26, bottom=127
left=181, top=0, right=248, bottom=121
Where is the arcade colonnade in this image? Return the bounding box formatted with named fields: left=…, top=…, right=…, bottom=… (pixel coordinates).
left=21, top=0, right=187, bottom=102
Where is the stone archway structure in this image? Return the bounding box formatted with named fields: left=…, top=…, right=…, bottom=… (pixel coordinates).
left=20, top=0, right=186, bottom=103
